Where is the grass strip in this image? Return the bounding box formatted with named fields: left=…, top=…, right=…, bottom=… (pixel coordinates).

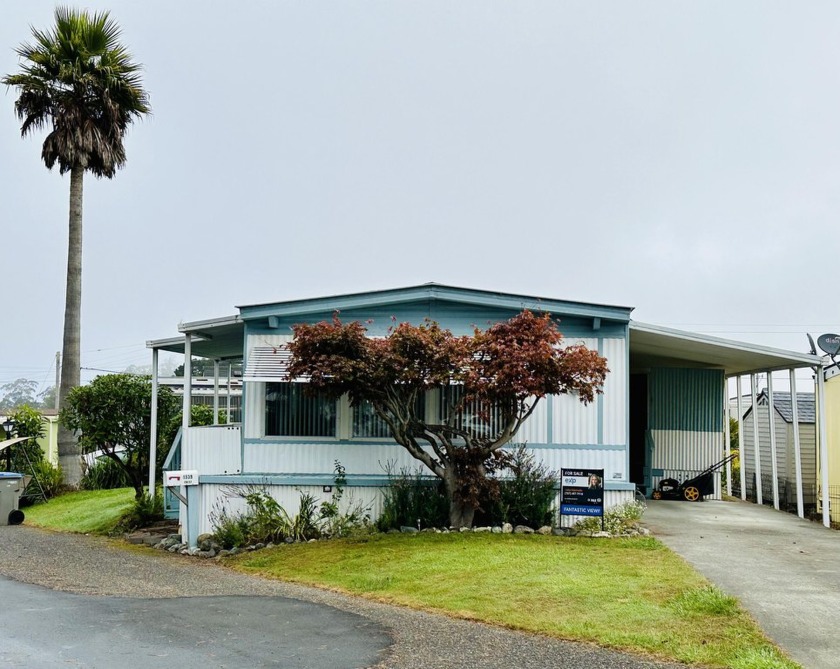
left=231, top=532, right=799, bottom=669
left=23, top=487, right=135, bottom=534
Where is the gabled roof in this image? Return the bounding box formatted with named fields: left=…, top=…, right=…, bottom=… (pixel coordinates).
left=742, top=390, right=816, bottom=424
left=236, top=283, right=635, bottom=323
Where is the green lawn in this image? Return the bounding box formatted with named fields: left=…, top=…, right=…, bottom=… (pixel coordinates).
left=232, top=533, right=799, bottom=669
left=23, top=487, right=135, bottom=534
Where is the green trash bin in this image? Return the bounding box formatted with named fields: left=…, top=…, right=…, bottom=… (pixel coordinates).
left=0, top=473, right=25, bottom=525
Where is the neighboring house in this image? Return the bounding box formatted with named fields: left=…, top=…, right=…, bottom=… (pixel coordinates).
left=740, top=391, right=817, bottom=512
left=146, top=284, right=820, bottom=545
left=820, top=364, right=840, bottom=523
left=1, top=410, right=59, bottom=467
left=159, top=376, right=243, bottom=424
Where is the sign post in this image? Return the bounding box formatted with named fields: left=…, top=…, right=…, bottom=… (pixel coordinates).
left=560, top=468, right=605, bottom=531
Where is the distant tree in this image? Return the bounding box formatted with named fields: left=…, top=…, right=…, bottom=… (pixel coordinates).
left=288, top=311, right=609, bottom=528
left=173, top=359, right=217, bottom=377
left=60, top=374, right=179, bottom=499
left=3, top=8, right=150, bottom=486
left=37, top=385, right=57, bottom=410
left=0, top=379, right=39, bottom=411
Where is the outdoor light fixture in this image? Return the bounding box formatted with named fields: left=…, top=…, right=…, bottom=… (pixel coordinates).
left=2, top=418, right=13, bottom=440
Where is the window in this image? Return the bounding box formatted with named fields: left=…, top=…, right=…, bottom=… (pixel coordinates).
left=352, top=396, right=428, bottom=439
left=265, top=383, right=336, bottom=437
left=439, top=386, right=505, bottom=438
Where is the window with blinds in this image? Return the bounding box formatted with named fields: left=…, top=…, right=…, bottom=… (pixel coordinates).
left=265, top=383, right=336, bottom=437
left=439, top=386, right=505, bottom=438
left=352, top=397, right=427, bottom=438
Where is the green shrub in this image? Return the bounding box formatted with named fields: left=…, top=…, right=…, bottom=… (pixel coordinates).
left=26, top=460, right=63, bottom=500
left=573, top=500, right=646, bottom=534
left=2, top=405, right=45, bottom=473
left=81, top=457, right=132, bottom=490
left=209, top=504, right=250, bottom=549
left=116, top=491, right=164, bottom=531
left=479, top=445, right=557, bottom=527
left=377, top=466, right=449, bottom=531
left=319, top=461, right=372, bottom=538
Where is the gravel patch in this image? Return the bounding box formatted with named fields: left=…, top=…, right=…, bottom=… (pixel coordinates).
left=0, top=525, right=686, bottom=669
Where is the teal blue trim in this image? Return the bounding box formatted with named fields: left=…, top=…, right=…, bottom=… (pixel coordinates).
left=186, top=486, right=199, bottom=548
left=651, top=468, right=665, bottom=477
left=597, top=337, right=604, bottom=445
left=199, top=473, right=637, bottom=492
left=648, top=368, right=725, bottom=432
left=238, top=284, right=633, bottom=324
left=242, top=437, right=625, bottom=451
left=624, top=323, right=631, bottom=485
left=545, top=396, right=554, bottom=443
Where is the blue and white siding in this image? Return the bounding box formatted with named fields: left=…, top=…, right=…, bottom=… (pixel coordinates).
left=647, top=368, right=725, bottom=498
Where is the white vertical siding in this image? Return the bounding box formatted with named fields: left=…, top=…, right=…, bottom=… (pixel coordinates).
left=600, top=338, right=627, bottom=445
left=182, top=425, right=241, bottom=474
left=245, top=441, right=433, bottom=476
left=523, top=447, right=626, bottom=482
left=244, top=382, right=265, bottom=439
left=650, top=429, right=722, bottom=499
left=517, top=398, right=548, bottom=444
left=553, top=393, right=598, bottom=444
left=195, top=483, right=384, bottom=536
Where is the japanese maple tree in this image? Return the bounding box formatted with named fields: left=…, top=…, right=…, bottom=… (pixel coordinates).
left=288, top=311, right=609, bottom=528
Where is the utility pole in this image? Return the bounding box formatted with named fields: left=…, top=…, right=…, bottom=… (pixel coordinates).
left=55, top=351, right=61, bottom=410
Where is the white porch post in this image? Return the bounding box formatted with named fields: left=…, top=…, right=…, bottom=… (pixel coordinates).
left=226, top=363, right=232, bottom=420
left=724, top=376, right=731, bottom=496
left=789, top=369, right=804, bottom=519
left=767, top=372, right=780, bottom=510
left=751, top=374, right=764, bottom=505
left=818, top=366, right=830, bottom=528
left=213, top=359, right=220, bottom=425
left=737, top=376, right=746, bottom=500
left=183, top=335, right=192, bottom=431
left=148, top=347, right=159, bottom=493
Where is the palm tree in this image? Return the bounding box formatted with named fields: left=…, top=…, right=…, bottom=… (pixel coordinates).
left=3, top=7, right=150, bottom=485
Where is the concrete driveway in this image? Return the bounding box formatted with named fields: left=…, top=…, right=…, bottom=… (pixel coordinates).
left=643, top=499, right=840, bottom=669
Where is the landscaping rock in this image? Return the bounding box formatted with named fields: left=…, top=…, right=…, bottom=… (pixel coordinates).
left=473, top=526, right=491, bottom=533
left=400, top=526, right=418, bottom=534
left=198, top=549, right=216, bottom=559
left=284, top=537, right=295, bottom=544
left=513, top=525, right=534, bottom=534
left=592, top=531, right=611, bottom=539
left=536, top=526, right=552, bottom=535
left=491, top=526, right=502, bottom=534
left=502, top=523, right=513, bottom=534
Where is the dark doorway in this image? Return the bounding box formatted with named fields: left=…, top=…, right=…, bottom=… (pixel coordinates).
left=629, top=374, right=648, bottom=492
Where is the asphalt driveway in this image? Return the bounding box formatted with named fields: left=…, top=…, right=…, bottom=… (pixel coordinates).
left=643, top=499, right=840, bottom=669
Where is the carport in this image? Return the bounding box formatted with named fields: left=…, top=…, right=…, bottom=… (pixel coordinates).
left=628, top=322, right=827, bottom=525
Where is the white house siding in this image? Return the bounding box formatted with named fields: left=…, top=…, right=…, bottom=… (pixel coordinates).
left=601, top=338, right=627, bottom=445
left=245, top=441, right=435, bottom=477
left=182, top=425, right=242, bottom=475
left=193, top=483, right=384, bottom=537
left=649, top=430, right=722, bottom=498
left=524, top=447, right=626, bottom=483
left=516, top=398, right=548, bottom=444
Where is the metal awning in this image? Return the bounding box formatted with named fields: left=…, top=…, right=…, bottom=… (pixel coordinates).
left=147, top=315, right=245, bottom=360
left=630, top=321, right=821, bottom=376
left=243, top=345, right=299, bottom=382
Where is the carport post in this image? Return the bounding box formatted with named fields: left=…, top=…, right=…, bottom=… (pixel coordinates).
left=766, top=373, right=780, bottom=510
left=724, top=376, right=731, bottom=496
left=737, top=376, right=746, bottom=501
left=751, top=374, right=764, bottom=505
left=818, top=367, right=830, bottom=528
left=789, top=369, right=804, bottom=519
left=213, top=359, right=220, bottom=424
left=148, top=348, right=159, bottom=493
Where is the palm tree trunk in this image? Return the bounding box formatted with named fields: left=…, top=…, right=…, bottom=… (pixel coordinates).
left=58, top=165, right=84, bottom=486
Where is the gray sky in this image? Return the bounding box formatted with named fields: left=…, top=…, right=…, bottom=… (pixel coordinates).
left=2, top=1, right=839, bottom=392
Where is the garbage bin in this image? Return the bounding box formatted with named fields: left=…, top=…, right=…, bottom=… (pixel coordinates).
left=0, top=473, right=25, bottom=525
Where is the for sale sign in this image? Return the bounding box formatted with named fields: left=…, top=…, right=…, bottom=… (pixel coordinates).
left=560, top=468, right=604, bottom=517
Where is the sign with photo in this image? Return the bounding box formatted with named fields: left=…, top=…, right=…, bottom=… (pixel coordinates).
left=560, top=468, right=605, bottom=517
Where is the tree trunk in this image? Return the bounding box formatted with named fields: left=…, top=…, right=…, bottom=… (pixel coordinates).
left=444, top=473, right=476, bottom=529
left=57, top=166, right=84, bottom=486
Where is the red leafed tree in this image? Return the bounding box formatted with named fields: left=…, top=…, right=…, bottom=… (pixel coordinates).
left=288, top=310, right=609, bottom=528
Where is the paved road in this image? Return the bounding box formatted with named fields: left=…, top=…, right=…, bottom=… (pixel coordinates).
left=1, top=576, right=388, bottom=668
left=0, top=524, right=684, bottom=669
left=643, top=499, right=840, bottom=669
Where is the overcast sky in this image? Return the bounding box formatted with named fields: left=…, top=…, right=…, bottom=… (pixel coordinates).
left=2, top=1, right=839, bottom=392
